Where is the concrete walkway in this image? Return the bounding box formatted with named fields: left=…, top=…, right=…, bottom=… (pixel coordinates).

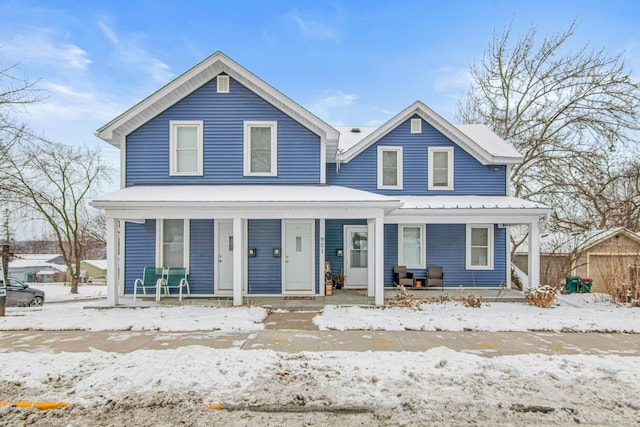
left=2, top=311, right=639, bottom=357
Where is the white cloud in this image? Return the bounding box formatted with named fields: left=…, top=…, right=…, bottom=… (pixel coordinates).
left=308, top=89, right=358, bottom=123
left=430, top=67, right=472, bottom=93
left=2, top=29, right=91, bottom=71
left=306, top=90, right=395, bottom=127
left=286, top=8, right=340, bottom=42
left=98, top=20, right=119, bottom=44
left=97, top=20, right=174, bottom=84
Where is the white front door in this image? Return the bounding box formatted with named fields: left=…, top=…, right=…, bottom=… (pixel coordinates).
left=283, top=220, right=315, bottom=294
left=215, top=220, right=233, bottom=293
left=344, top=225, right=368, bottom=288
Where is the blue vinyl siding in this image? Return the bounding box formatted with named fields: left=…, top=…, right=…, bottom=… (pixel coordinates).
left=327, top=115, right=507, bottom=195
left=248, top=219, right=281, bottom=294
left=324, top=219, right=367, bottom=282
left=425, top=224, right=507, bottom=287
left=188, top=219, right=214, bottom=294
left=126, top=76, right=321, bottom=186
left=384, top=224, right=398, bottom=287
left=124, top=220, right=156, bottom=294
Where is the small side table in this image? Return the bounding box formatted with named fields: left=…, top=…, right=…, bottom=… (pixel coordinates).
left=414, top=277, right=426, bottom=289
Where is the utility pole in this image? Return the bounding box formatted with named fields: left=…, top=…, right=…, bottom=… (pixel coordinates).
left=0, top=209, right=13, bottom=316
left=0, top=244, right=9, bottom=316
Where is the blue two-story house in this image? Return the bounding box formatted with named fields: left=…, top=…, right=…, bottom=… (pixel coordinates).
left=92, top=52, right=551, bottom=306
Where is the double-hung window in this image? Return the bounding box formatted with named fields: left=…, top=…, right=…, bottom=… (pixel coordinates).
left=244, top=121, right=277, bottom=176
left=398, top=225, right=425, bottom=268
left=466, top=225, right=493, bottom=270
left=157, top=219, right=190, bottom=268
left=428, top=147, right=453, bottom=190
left=170, top=121, right=203, bottom=176
left=377, top=146, right=403, bottom=189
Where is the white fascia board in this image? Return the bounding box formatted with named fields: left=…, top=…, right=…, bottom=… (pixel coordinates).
left=385, top=209, right=551, bottom=225
left=96, top=51, right=339, bottom=149
left=93, top=206, right=393, bottom=221
left=338, top=101, right=519, bottom=166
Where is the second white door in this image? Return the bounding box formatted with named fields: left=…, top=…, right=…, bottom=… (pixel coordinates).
left=344, top=225, right=368, bottom=288
left=215, top=220, right=233, bottom=293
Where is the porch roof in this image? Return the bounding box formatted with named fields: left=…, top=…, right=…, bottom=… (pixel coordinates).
left=91, top=184, right=402, bottom=211
left=387, top=195, right=551, bottom=223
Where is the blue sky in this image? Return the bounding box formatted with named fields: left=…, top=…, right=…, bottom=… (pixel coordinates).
left=1, top=0, right=639, bottom=171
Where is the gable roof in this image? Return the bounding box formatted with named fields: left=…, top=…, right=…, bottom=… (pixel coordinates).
left=95, top=51, right=340, bottom=156
left=336, top=101, right=523, bottom=165
left=82, top=259, right=108, bottom=271
left=516, top=227, right=640, bottom=254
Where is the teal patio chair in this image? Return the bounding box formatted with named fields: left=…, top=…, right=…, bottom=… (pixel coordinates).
left=162, top=267, right=191, bottom=301
left=133, top=267, right=165, bottom=302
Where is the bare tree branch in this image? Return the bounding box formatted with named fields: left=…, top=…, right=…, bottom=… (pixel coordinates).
left=457, top=20, right=640, bottom=256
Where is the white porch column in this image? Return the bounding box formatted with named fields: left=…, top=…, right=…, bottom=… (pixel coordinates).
left=319, top=219, right=326, bottom=296
left=374, top=215, right=385, bottom=306
left=106, top=216, right=118, bottom=306
left=528, top=220, right=541, bottom=289
left=233, top=217, right=243, bottom=306
left=367, top=218, right=375, bottom=297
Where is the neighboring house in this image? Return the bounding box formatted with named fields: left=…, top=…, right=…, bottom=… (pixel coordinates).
left=514, top=228, right=640, bottom=292
left=91, top=52, right=551, bottom=306
left=80, top=259, right=108, bottom=283
left=8, top=254, right=67, bottom=283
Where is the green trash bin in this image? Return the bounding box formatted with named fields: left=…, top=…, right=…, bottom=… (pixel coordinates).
left=564, top=276, right=581, bottom=294
left=579, top=278, right=592, bottom=293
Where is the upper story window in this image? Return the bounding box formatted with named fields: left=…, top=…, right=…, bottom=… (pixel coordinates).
left=398, top=224, right=425, bottom=268
left=157, top=219, right=190, bottom=268
left=170, top=121, right=203, bottom=176
left=244, top=121, right=277, bottom=176
left=466, top=224, right=493, bottom=270
left=377, top=146, right=403, bottom=189
left=428, top=146, right=453, bottom=190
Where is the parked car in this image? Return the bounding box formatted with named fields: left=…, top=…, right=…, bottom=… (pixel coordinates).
left=1, top=277, right=45, bottom=307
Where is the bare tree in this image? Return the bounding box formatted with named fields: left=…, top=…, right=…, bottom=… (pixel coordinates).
left=2, top=137, right=112, bottom=293
left=0, top=54, right=44, bottom=204
left=457, top=21, right=640, bottom=255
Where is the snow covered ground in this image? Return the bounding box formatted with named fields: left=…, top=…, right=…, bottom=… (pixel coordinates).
left=0, top=285, right=639, bottom=426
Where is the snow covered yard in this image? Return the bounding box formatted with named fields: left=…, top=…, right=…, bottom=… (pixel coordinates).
left=314, top=293, right=640, bottom=333
left=0, top=290, right=639, bottom=425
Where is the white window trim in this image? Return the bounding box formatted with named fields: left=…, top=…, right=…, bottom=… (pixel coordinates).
left=243, top=121, right=278, bottom=176
left=398, top=224, right=425, bottom=268
left=411, top=118, right=422, bottom=134
left=377, top=146, right=403, bottom=189
left=169, top=120, right=203, bottom=176
left=466, top=224, right=494, bottom=270
left=428, top=146, right=454, bottom=190
left=156, top=219, right=190, bottom=270
left=217, top=75, right=229, bottom=93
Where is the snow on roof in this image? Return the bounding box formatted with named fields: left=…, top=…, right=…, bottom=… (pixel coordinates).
left=394, top=195, right=549, bottom=210
left=454, top=124, right=523, bottom=162
left=334, top=126, right=378, bottom=153
left=14, top=254, right=61, bottom=261
left=82, top=259, right=107, bottom=271
left=336, top=101, right=524, bottom=165
left=92, top=184, right=400, bottom=205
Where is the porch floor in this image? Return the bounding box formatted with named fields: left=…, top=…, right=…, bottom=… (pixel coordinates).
left=115, top=287, right=525, bottom=310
